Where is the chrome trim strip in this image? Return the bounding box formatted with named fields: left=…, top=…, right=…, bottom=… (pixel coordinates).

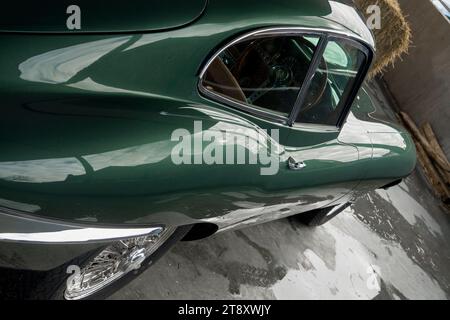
left=0, top=227, right=163, bottom=244
left=0, top=207, right=163, bottom=244
left=291, top=122, right=339, bottom=133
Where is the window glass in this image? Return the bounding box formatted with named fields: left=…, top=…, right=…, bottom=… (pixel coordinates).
left=201, top=35, right=320, bottom=117
left=296, top=39, right=366, bottom=126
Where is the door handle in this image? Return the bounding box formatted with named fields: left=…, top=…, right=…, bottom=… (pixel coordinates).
left=287, top=157, right=306, bottom=171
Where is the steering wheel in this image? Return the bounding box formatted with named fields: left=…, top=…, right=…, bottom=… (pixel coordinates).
left=234, top=38, right=328, bottom=112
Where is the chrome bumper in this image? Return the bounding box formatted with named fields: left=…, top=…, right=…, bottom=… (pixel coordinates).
left=0, top=206, right=164, bottom=270
left=0, top=206, right=163, bottom=244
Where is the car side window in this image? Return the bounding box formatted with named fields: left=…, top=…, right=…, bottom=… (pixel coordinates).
left=295, top=38, right=366, bottom=126
left=201, top=35, right=320, bottom=118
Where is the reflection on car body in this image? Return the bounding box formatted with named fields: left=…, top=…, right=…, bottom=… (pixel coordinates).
left=0, top=0, right=416, bottom=299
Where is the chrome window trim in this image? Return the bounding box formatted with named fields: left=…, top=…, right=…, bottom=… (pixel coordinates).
left=291, top=122, right=340, bottom=133
left=198, top=26, right=374, bottom=130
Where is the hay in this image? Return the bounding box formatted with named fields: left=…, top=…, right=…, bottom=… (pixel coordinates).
left=353, top=0, right=411, bottom=78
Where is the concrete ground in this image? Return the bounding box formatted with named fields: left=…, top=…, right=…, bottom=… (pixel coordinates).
left=111, top=82, right=450, bottom=300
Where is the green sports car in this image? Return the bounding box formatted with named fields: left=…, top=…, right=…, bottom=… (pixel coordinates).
left=0, top=0, right=416, bottom=299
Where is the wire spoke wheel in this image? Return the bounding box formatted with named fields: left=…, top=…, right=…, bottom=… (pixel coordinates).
left=64, top=227, right=175, bottom=300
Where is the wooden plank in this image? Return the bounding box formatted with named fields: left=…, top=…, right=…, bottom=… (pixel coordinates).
left=400, top=112, right=450, bottom=172
left=414, top=137, right=450, bottom=203
left=422, top=122, right=450, bottom=185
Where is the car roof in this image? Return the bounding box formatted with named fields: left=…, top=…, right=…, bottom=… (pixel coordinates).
left=323, top=0, right=375, bottom=49
left=207, top=0, right=375, bottom=50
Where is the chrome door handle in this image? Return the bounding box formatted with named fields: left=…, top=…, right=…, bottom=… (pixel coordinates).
left=287, top=157, right=306, bottom=170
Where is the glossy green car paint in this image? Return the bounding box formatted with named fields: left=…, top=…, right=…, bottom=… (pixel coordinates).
left=0, top=0, right=416, bottom=271
left=0, top=0, right=208, bottom=33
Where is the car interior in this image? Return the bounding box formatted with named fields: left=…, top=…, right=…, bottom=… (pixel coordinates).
left=202, top=35, right=366, bottom=126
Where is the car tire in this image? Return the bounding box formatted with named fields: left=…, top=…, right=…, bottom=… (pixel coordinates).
left=28, top=225, right=192, bottom=300
left=295, top=203, right=351, bottom=227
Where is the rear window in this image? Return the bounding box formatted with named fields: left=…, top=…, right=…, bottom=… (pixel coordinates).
left=201, top=35, right=320, bottom=118
left=200, top=29, right=371, bottom=127
left=296, top=38, right=367, bottom=126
